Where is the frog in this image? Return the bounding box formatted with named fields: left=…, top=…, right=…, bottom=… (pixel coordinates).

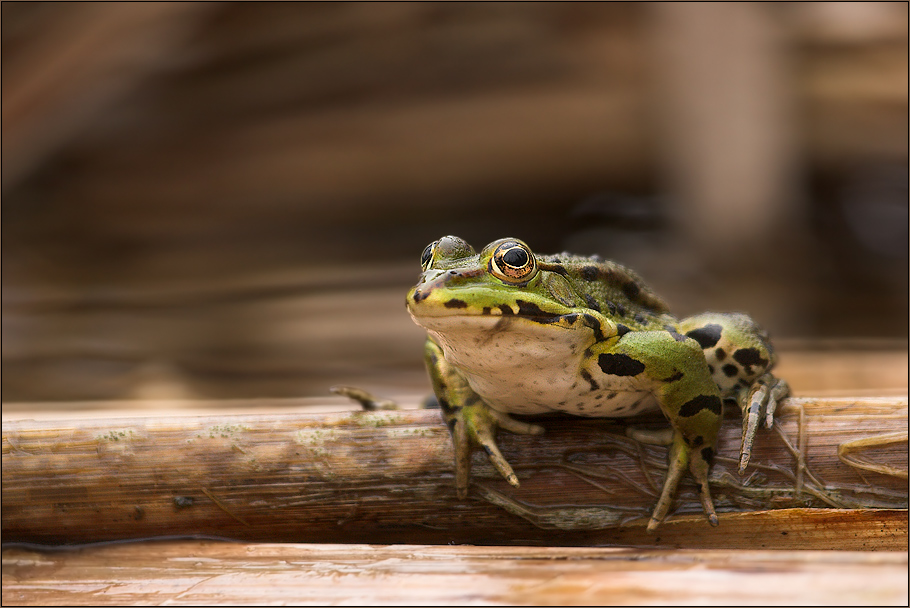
left=406, top=235, right=789, bottom=531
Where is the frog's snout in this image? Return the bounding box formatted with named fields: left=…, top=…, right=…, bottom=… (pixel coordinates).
left=409, top=285, right=431, bottom=305
left=409, top=270, right=444, bottom=306
left=409, top=267, right=487, bottom=313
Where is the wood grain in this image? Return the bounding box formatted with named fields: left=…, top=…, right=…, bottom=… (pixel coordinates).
left=2, top=541, right=907, bottom=606
left=2, top=396, right=906, bottom=549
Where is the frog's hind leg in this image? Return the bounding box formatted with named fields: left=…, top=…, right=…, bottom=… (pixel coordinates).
left=678, top=312, right=790, bottom=473
left=590, top=330, right=723, bottom=530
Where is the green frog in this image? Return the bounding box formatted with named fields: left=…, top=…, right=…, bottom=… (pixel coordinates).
left=407, top=236, right=789, bottom=530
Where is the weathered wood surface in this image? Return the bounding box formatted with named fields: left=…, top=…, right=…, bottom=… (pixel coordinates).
left=2, top=541, right=908, bottom=606
left=2, top=397, right=906, bottom=549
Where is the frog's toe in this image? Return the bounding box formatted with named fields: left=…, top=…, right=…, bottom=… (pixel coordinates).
left=451, top=417, right=473, bottom=498
left=690, top=450, right=719, bottom=527
left=331, top=386, right=399, bottom=410
left=473, top=422, right=521, bottom=488
left=490, top=409, right=545, bottom=436
left=647, top=437, right=688, bottom=531
left=739, top=399, right=762, bottom=474
left=738, top=374, right=790, bottom=474
left=627, top=426, right=674, bottom=446
left=763, top=376, right=789, bottom=428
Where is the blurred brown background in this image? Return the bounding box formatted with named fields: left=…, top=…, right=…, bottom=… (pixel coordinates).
left=3, top=2, right=907, bottom=403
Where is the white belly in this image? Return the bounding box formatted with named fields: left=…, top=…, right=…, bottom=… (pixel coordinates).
left=425, top=316, right=658, bottom=418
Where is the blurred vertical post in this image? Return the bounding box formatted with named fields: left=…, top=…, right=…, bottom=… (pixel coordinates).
left=650, top=3, right=802, bottom=262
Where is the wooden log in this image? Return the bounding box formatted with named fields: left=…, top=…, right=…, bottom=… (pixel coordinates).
left=2, top=397, right=906, bottom=549
left=2, top=541, right=907, bottom=606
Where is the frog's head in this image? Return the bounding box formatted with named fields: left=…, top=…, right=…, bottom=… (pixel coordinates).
left=406, top=235, right=598, bottom=333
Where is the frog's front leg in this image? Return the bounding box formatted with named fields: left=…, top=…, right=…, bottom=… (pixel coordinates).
left=679, top=313, right=790, bottom=473
left=423, top=338, right=543, bottom=498
left=588, top=330, right=723, bottom=531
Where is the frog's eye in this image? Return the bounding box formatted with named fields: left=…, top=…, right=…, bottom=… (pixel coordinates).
left=420, top=241, right=438, bottom=270
left=490, top=240, right=537, bottom=284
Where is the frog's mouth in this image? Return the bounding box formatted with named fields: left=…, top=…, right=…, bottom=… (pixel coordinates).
left=408, top=286, right=610, bottom=343
left=408, top=283, right=569, bottom=322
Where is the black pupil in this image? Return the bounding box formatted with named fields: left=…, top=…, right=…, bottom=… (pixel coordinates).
left=421, top=244, right=434, bottom=266
left=501, top=247, right=528, bottom=268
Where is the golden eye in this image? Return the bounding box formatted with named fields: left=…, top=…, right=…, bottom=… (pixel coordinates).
left=490, top=240, right=537, bottom=284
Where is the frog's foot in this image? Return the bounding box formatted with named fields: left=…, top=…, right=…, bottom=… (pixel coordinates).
left=738, top=373, right=790, bottom=474
left=453, top=402, right=544, bottom=498
left=647, top=433, right=718, bottom=532
left=330, top=386, right=399, bottom=411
